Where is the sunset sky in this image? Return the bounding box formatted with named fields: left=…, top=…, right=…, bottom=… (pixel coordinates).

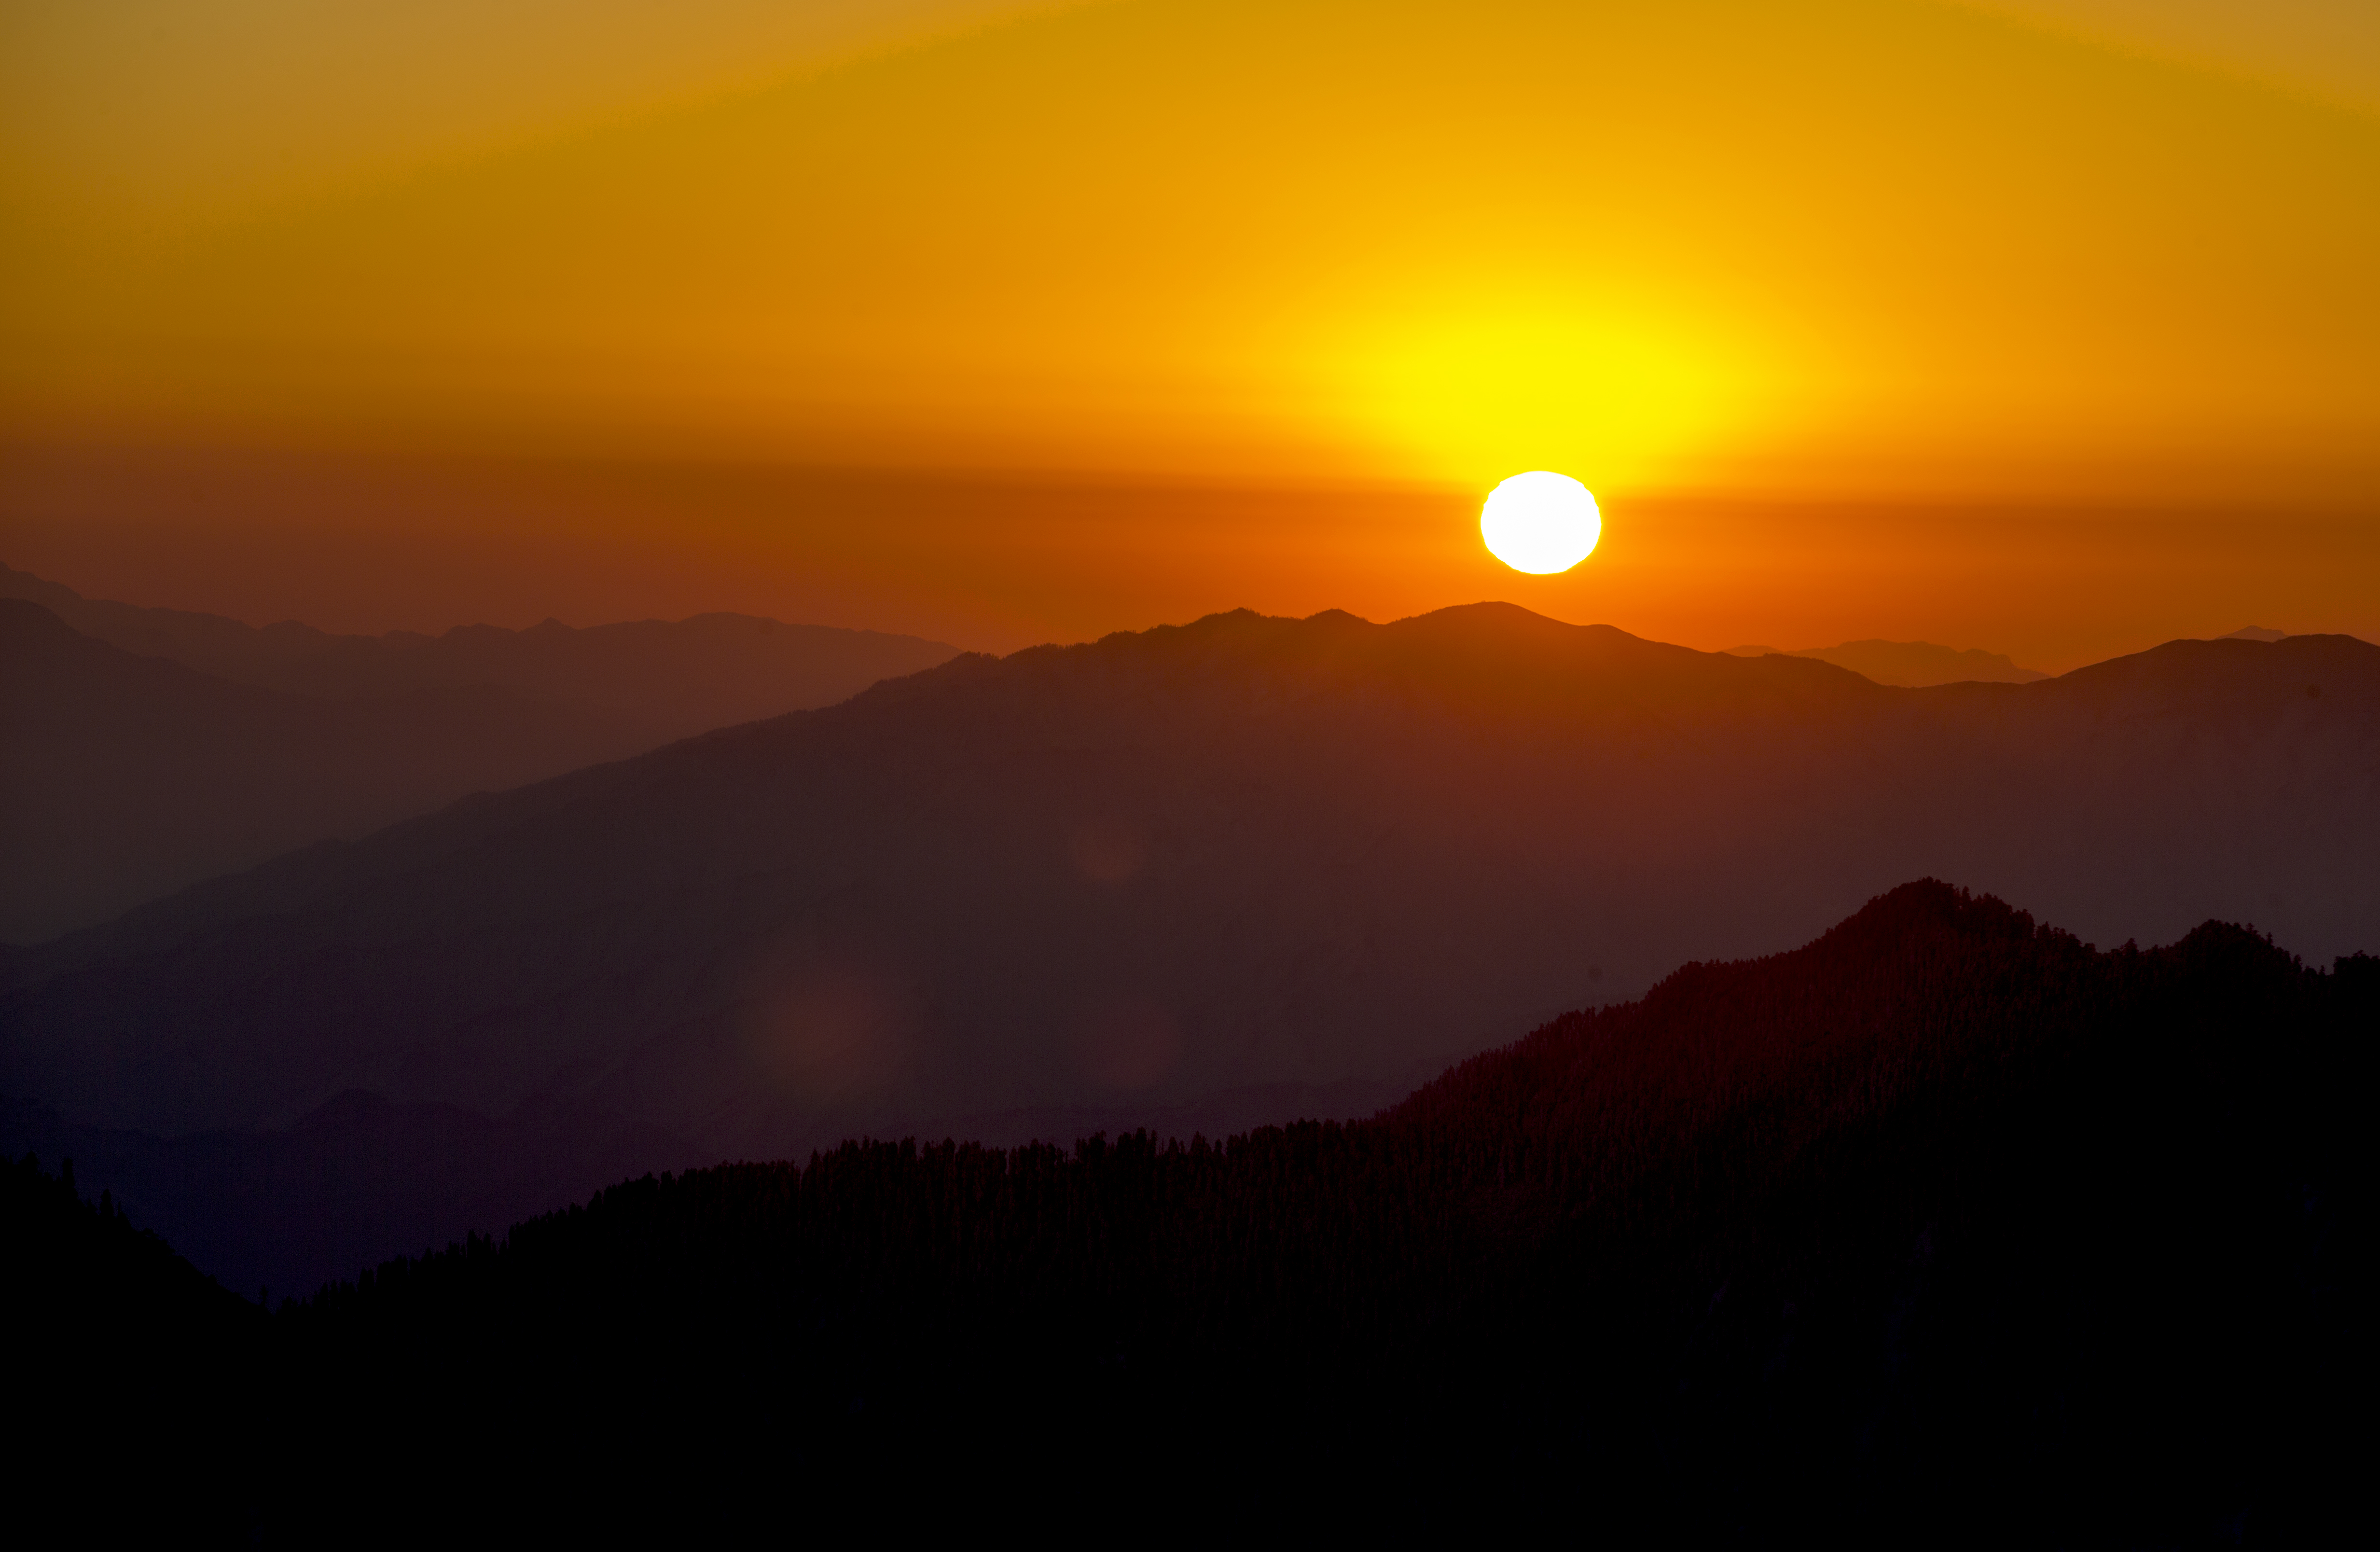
left=3, top=0, right=2374, bottom=664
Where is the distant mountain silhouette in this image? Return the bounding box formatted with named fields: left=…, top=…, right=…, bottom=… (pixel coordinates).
left=2223, top=625, right=2289, bottom=642
left=0, top=599, right=637, bottom=941
left=46, top=883, right=2350, bottom=1538
left=1723, top=637, right=2047, bottom=685
left=0, top=562, right=959, bottom=733
left=4, top=604, right=2374, bottom=1290
left=0, top=573, right=957, bottom=941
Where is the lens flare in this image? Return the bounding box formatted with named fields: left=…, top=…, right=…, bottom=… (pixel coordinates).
left=1481, top=472, right=1601, bottom=574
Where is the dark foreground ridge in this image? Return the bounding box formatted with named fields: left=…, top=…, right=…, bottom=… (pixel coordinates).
left=16, top=882, right=2371, bottom=1538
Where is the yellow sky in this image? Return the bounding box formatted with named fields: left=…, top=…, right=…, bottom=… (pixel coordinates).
left=1, top=1, right=2375, bottom=659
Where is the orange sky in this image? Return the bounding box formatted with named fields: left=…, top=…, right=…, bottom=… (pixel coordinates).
left=3, top=0, right=2375, bottom=661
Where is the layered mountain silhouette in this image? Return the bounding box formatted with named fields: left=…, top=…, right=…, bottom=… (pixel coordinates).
left=0, top=569, right=957, bottom=941
left=4, top=604, right=2373, bottom=1293
left=0, top=562, right=959, bottom=733
left=22, top=884, right=2364, bottom=1537
left=1722, top=637, right=2048, bottom=685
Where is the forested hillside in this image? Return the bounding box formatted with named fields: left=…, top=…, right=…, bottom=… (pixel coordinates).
left=236, top=882, right=2366, bottom=1538
left=4, top=1151, right=262, bottom=1536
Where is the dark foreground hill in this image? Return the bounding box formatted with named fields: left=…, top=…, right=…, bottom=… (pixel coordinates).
left=0, top=1087, right=702, bottom=1306
left=3, top=1151, right=263, bottom=1536
left=0, top=569, right=957, bottom=942
left=4, top=605, right=2374, bottom=1294
left=19, top=885, right=2367, bottom=1538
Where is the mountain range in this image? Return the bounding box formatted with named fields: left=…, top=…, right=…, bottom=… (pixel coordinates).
left=1721, top=637, right=2047, bottom=685
left=3, top=601, right=2372, bottom=1294
left=0, top=565, right=957, bottom=940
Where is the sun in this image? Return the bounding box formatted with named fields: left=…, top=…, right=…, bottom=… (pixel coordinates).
left=1481, top=472, right=1601, bottom=574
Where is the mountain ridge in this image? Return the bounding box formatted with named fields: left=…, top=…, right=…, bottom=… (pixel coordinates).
left=7, top=602, right=2370, bottom=1155
left=0, top=560, right=961, bottom=729
left=0, top=568, right=962, bottom=941
left=1722, top=636, right=2048, bottom=685
left=0, top=598, right=654, bottom=941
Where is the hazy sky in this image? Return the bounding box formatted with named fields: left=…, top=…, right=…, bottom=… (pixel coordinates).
left=2, top=0, right=2374, bottom=658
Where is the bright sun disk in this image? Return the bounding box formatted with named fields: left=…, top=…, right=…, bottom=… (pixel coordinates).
left=1481, top=471, right=1601, bottom=573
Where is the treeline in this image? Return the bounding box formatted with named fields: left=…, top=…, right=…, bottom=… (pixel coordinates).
left=266, top=882, right=2368, bottom=1538
left=4, top=1149, right=260, bottom=1345
left=6, top=1151, right=264, bottom=1541
left=14, top=882, right=2370, bottom=1540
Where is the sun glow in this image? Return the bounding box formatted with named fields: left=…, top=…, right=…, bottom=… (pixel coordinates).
left=1480, top=471, right=1601, bottom=574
